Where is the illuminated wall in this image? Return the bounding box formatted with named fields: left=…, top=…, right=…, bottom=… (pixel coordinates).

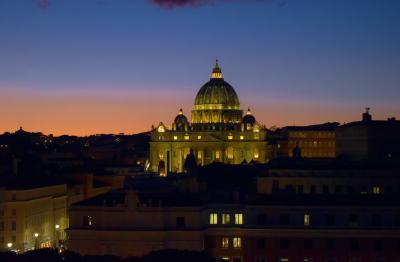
left=0, top=185, right=68, bottom=252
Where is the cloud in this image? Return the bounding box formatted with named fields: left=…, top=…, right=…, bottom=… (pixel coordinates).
left=33, top=0, right=280, bottom=10
left=150, top=0, right=276, bottom=8
left=151, top=0, right=210, bottom=8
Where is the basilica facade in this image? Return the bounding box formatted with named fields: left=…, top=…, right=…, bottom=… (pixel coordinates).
left=149, top=62, right=269, bottom=174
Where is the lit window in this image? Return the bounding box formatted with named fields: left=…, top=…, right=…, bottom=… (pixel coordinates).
left=254, top=149, right=259, bottom=159
left=233, top=237, right=242, bottom=248
left=254, top=134, right=259, bottom=140
left=240, top=135, right=244, bottom=140
left=221, top=237, right=229, bottom=248
left=235, top=213, right=243, bottom=225
left=184, top=135, right=190, bottom=140
left=227, top=148, right=234, bottom=160
left=373, top=186, right=380, bottom=195
left=197, top=135, right=202, bottom=140
left=304, top=214, right=310, bottom=226
left=210, top=213, right=218, bottom=225
left=198, top=151, right=202, bottom=159
left=173, top=136, right=178, bottom=141
left=228, top=134, right=233, bottom=140
left=215, top=150, right=221, bottom=159
left=159, top=152, right=164, bottom=160
left=222, top=214, right=230, bottom=224
left=83, top=216, right=93, bottom=226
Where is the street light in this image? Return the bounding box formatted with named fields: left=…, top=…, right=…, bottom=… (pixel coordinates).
left=55, top=224, right=60, bottom=229
left=7, top=243, right=12, bottom=248
left=34, top=233, right=39, bottom=238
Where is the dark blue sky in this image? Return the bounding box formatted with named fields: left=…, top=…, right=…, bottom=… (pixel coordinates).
left=1, top=0, right=399, bottom=135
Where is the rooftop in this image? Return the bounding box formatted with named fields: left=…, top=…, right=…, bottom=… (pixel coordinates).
left=72, top=189, right=400, bottom=208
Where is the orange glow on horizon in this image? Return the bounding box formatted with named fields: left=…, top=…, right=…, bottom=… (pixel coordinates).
left=1, top=88, right=398, bottom=136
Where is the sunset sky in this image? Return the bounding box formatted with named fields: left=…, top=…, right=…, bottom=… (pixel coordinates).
left=1, top=0, right=399, bottom=136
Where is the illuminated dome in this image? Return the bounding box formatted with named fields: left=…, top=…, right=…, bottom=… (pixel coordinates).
left=191, top=61, right=243, bottom=125
left=174, top=109, right=189, bottom=131
left=243, top=108, right=256, bottom=125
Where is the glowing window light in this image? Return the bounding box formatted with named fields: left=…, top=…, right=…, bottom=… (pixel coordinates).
left=373, top=186, right=380, bottom=194
left=228, top=134, right=233, bottom=140
left=304, top=214, right=310, bottom=226
left=254, top=149, right=259, bottom=159
left=209, top=213, right=218, bottom=225
left=240, top=135, right=244, bottom=140
left=212, top=71, right=223, bottom=79
left=215, top=151, right=221, bottom=159
left=197, top=135, right=202, bottom=140
left=173, top=136, right=178, bottom=141
left=233, top=237, right=242, bottom=248
left=235, top=213, right=243, bottom=225
left=227, top=148, right=234, bottom=160
left=184, top=135, right=190, bottom=140
left=222, top=214, right=230, bottom=224
left=221, top=237, right=229, bottom=248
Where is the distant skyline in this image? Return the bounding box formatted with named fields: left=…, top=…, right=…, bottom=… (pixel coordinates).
left=1, top=0, right=399, bottom=136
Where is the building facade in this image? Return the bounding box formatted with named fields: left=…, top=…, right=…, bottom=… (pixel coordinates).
left=67, top=179, right=400, bottom=261
left=336, top=109, right=400, bottom=162
left=149, top=62, right=269, bottom=174
left=0, top=184, right=68, bottom=252
left=271, top=123, right=338, bottom=159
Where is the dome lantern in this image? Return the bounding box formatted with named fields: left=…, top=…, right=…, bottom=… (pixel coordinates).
left=211, top=59, right=223, bottom=79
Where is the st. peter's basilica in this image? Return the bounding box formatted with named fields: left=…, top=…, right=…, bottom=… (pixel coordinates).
left=149, top=61, right=269, bottom=174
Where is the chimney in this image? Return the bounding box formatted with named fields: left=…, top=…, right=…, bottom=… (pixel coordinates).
left=362, top=107, right=372, bottom=122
